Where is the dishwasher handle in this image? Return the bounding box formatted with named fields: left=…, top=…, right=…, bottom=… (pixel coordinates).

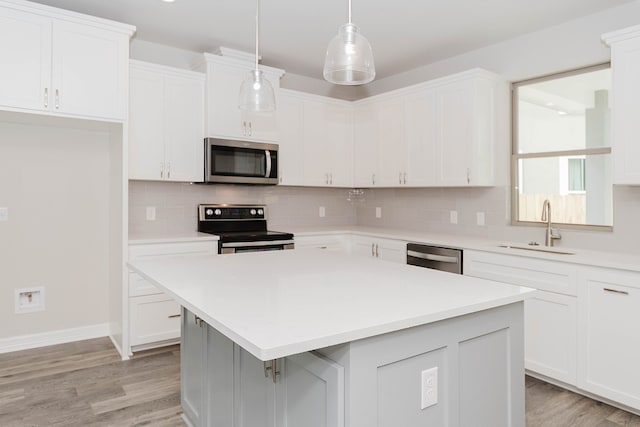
left=407, top=250, right=459, bottom=263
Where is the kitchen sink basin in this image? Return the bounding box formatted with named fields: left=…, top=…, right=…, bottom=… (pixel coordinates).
left=497, top=244, right=575, bottom=255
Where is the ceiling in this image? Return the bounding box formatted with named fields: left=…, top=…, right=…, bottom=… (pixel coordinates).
left=30, top=0, right=634, bottom=81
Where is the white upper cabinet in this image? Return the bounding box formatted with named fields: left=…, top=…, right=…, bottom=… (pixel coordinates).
left=0, top=1, right=134, bottom=121
left=193, top=51, right=285, bottom=143
left=302, top=97, right=354, bottom=187
left=353, top=101, right=380, bottom=187
left=353, top=69, right=505, bottom=188
left=602, top=25, right=640, bottom=185
left=129, top=61, right=205, bottom=182
left=278, top=90, right=354, bottom=187
left=277, top=91, right=304, bottom=185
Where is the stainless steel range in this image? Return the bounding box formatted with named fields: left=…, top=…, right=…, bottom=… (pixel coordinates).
left=197, top=204, right=294, bottom=254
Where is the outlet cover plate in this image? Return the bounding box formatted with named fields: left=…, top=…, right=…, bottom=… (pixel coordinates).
left=421, top=367, right=438, bottom=409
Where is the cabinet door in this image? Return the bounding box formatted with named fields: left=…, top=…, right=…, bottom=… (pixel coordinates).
left=609, top=36, right=640, bottom=184
left=129, top=294, right=181, bottom=346
left=0, top=8, right=51, bottom=112
left=181, top=308, right=206, bottom=426
left=435, top=80, right=474, bottom=186
left=277, top=92, right=304, bottom=185
left=164, top=73, right=205, bottom=182
left=129, top=66, right=165, bottom=180
left=350, top=236, right=377, bottom=258
left=378, top=97, right=406, bottom=186
left=52, top=20, right=127, bottom=120
left=405, top=89, right=437, bottom=186
left=302, top=99, right=331, bottom=186
left=577, top=268, right=640, bottom=410
left=326, top=103, right=354, bottom=187
left=277, top=352, right=345, bottom=427
left=234, top=346, right=277, bottom=427
left=377, top=238, right=407, bottom=263
left=353, top=102, right=379, bottom=187
left=524, top=290, right=576, bottom=385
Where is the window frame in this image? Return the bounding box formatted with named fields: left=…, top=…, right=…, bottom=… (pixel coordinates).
left=510, top=62, right=613, bottom=231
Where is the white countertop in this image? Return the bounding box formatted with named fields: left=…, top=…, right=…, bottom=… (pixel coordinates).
left=129, top=231, right=218, bottom=245
left=128, top=250, right=534, bottom=361
left=291, top=226, right=640, bottom=273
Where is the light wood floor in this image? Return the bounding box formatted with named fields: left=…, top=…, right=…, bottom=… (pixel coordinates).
left=1, top=337, right=639, bottom=426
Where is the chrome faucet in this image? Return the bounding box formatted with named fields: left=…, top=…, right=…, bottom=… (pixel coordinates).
left=541, top=199, right=561, bottom=247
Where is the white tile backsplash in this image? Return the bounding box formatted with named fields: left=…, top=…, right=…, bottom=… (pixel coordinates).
left=130, top=182, right=640, bottom=254
left=129, top=182, right=358, bottom=235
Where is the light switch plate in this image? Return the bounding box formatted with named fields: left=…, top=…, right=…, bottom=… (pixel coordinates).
left=376, top=207, right=382, bottom=218
left=146, top=206, right=156, bottom=221
left=319, top=206, right=326, bottom=217
left=476, top=212, right=485, bottom=226
left=0, top=207, right=8, bottom=222
left=450, top=210, right=458, bottom=224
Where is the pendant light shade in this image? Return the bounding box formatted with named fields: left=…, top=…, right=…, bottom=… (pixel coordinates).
left=323, top=0, right=375, bottom=85
left=238, top=0, right=275, bottom=112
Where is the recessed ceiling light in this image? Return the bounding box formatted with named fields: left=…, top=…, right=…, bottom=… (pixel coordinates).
left=161, top=0, right=175, bottom=3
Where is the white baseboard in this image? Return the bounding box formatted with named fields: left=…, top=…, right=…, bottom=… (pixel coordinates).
left=0, top=323, right=110, bottom=354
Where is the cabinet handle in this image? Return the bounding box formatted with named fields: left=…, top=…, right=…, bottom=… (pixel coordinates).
left=375, top=244, right=379, bottom=258
left=263, top=359, right=280, bottom=383
left=160, top=162, right=164, bottom=179
left=404, top=172, right=407, bottom=185
left=372, top=173, right=376, bottom=185
left=399, top=172, right=402, bottom=184
left=44, top=88, right=49, bottom=108
left=603, top=288, right=629, bottom=295
left=195, top=315, right=203, bottom=327
left=371, top=243, right=375, bottom=257
left=325, top=173, right=329, bottom=185
left=168, top=314, right=181, bottom=319
left=167, top=162, right=171, bottom=179
left=248, top=121, right=252, bottom=136
left=55, top=89, right=60, bottom=109
left=329, top=173, right=333, bottom=185
left=242, top=121, right=247, bottom=135
left=467, top=168, right=470, bottom=184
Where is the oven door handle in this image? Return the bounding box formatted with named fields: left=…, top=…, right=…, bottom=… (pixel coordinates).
left=222, top=239, right=294, bottom=248
left=265, top=150, right=272, bottom=178
left=407, top=250, right=458, bottom=263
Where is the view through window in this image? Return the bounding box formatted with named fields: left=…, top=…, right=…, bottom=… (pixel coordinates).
left=512, top=64, right=612, bottom=228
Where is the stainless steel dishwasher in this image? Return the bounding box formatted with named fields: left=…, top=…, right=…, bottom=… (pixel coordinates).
left=406, top=243, right=463, bottom=274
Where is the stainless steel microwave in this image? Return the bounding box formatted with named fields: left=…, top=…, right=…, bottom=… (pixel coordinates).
left=204, top=138, right=279, bottom=185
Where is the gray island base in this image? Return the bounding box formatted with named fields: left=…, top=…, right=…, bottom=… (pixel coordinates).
left=181, top=302, right=524, bottom=427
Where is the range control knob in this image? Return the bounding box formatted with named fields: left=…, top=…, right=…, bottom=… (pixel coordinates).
left=205, top=209, right=213, bottom=216
left=250, top=209, right=256, bottom=215
left=257, top=209, right=264, bottom=215
left=214, top=209, right=222, bottom=215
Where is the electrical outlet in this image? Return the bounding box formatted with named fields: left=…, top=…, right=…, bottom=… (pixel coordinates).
left=421, top=367, right=438, bottom=409
left=376, top=207, right=382, bottom=218
left=476, top=212, right=485, bottom=226
left=146, top=206, right=156, bottom=221
left=0, top=207, right=8, bottom=222
left=15, top=287, right=45, bottom=314
left=450, top=210, right=458, bottom=224
left=319, top=206, right=326, bottom=217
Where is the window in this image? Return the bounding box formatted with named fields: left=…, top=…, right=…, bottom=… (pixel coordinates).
left=512, top=64, right=612, bottom=228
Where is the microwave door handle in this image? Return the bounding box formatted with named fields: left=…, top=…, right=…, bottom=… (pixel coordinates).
left=265, top=150, right=272, bottom=178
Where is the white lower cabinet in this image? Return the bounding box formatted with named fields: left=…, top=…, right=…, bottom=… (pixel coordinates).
left=127, top=239, right=217, bottom=353
left=182, top=308, right=344, bottom=427
left=577, top=267, right=640, bottom=410
left=463, top=250, right=577, bottom=385
left=350, top=235, right=407, bottom=263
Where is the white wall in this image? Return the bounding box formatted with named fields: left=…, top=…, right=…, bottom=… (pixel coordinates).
left=0, top=120, right=111, bottom=340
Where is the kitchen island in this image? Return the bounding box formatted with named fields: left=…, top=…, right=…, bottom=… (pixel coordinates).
left=129, top=249, right=535, bottom=427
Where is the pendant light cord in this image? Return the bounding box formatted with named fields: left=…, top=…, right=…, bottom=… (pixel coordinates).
left=348, top=0, right=352, bottom=23
left=255, top=0, right=260, bottom=70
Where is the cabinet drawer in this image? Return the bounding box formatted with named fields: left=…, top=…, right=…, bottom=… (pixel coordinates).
left=129, top=272, right=161, bottom=297
left=464, top=250, right=577, bottom=296
left=129, top=240, right=217, bottom=260
left=129, top=294, right=181, bottom=347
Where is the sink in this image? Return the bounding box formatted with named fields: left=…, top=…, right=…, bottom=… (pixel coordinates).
left=497, top=244, right=575, bottom=255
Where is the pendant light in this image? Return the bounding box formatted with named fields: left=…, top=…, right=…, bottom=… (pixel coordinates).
left=323, top=0, right=375, bottom=85
left=238, top=0, right=276, bottom=112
